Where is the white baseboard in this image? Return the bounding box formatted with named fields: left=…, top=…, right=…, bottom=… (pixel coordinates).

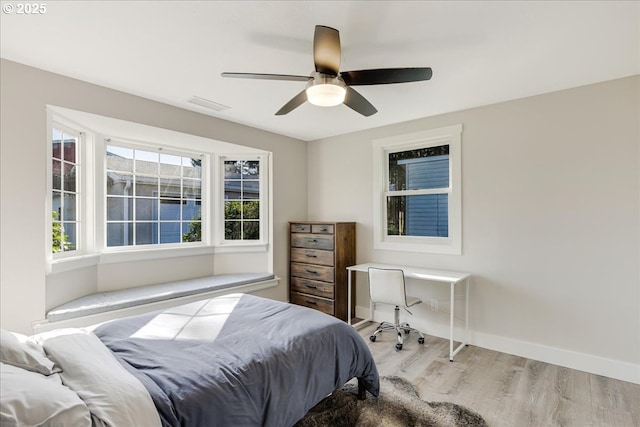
left=472, top=331, right=640, bottom=385
left=355, top=305, right=640, bottom=385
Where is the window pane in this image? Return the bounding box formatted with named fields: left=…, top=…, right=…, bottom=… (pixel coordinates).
left=160, top=199, right=181, bottom=220
left=135, top=175, right=158, bottom=197
left=106, top=146, right=134, bottom=172
left=62, top=133, right=76, bottom=163
left=183, top=157, right=202, bottom=178
left=135, top=222, right=158, bottom=245
left=63, top=193, right=77, bottom=221
left=182, top=221, right=201, bottom=242
left=225, top=221, right=241, bottom=240
left=183, top=179, right=201, bottom=199
left=52, top=160, right=62, bottom=190
left=224, top=180, right=241, bottom=199
left=243, top=221, right=260, bottom=240
left=52, top=129, right=63, bottom=159
left=224, top=161, right=242, bottom=179
left=159, top=153, right=182, bottom=177
left=107, top=197, right=133, bottom=221
left=135, top=150, right=158, bottom=175
left=160, top=178, right=181, bottom=198
left=388, top=145, right=449, bottom=191
left=52, top=192, right=62, bottom=219
left=135, top=198, right=157, bottom=221
left=242, top=181, right=260, bottom=199
left=107, top=172, right=133, bottom=196
left=107, top=223, right=133, bottom=247
left=62, top=223, right=77, bottom=250
left=387, top=194, right=448, bottom=237
left=243, top=201, right=259, bottom=220
left=225, top=201, right=241, bottom=219
left=160, top=222, right=180, bottom=243
left=182, top=202, right=200, bottom=221
left=63, top=162, right=76, bottom=192
left=243, top=161, right=260, bottom=179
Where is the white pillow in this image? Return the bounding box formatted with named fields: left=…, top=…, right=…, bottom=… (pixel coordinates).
left=0, top=329, right=60, bottom=375
left=0, top=362, right=91, bottom=427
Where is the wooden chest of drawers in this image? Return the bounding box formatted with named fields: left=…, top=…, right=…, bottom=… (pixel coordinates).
left=289, top=222, right=355, bottom=321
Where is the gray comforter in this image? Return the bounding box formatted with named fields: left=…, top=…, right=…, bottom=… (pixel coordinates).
left=93, top=293, right=379, bottom=427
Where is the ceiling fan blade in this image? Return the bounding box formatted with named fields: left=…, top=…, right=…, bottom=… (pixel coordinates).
left=313, top=25, right=341, bottom=76
left=341, top=67, right=432, bottom=86
left=343, top=87, right=377, bottom=117
left=275, top=90, right=308, bottom=115
left=221, top=72, right=312, bottom=82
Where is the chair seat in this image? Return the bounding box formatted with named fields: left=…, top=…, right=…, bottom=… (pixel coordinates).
left=406, top=296, right=421, bottom=307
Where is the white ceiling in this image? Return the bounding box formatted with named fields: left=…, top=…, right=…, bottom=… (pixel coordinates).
left=1, top=1, right=638, bottom=141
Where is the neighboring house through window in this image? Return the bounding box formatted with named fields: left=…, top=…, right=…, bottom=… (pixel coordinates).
left=105, top=143, right=203, bottom=247
left=373, top=124, right=462, bottom=254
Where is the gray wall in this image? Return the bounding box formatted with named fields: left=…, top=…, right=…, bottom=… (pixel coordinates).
left=0, top=59, right=307, bottom=334
left=307, top=76, right=639, bottom=382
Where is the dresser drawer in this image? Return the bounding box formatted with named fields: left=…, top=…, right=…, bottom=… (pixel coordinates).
left=291, top=233, right=334, bottom=251
left=290, top=277, right=334, bottom=299
left=290, top=292, right=334, bottom=316
left=290, top=247, right=334, bottom=266
left=290, top=223, right=311, bottom=233
left=312, top=224, right=334, bottom=234
left=291, top=262, right=335, bottom=282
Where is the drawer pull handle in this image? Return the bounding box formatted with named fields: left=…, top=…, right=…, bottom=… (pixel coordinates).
left=305, top=284, right=318, bottom=289
left=305, top=254, right=317, bottom=258
left=320, top=228, right=328, bottom=232
left=306, top=300, right=317, bottom=305
left=307, top=239, right=318, bottom=243
left=306, top=269, right=318, bottom=274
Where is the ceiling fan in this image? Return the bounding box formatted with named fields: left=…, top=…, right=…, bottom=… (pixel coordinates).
left=221, top=25, right=432, bottom=117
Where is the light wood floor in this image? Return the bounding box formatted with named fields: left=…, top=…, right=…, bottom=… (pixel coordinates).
left=356, top=322, right=640, bottom=427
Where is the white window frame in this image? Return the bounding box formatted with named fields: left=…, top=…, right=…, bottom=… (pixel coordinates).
left=47, top=117, right=94, bottom=262
left=99, top=137, right=209, bottom=253
left=372, top=124, right=462, bottom=255
left=215, top=154, right=269, bottom=250
left=46, top=107, right=272, bottom=274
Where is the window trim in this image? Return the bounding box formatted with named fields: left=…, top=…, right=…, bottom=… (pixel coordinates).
left=47, top=118, right=90, bottom=262
left=215, top=154, right=269, bottom=248
left=372, top=124, right=462, bottom=255
left=46, top=106, right=272, bottom=275
left=99, top=137, right=209, bottom=251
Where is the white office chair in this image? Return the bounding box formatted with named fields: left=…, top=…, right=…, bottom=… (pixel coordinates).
left=368, top=267, right=425, bottom=350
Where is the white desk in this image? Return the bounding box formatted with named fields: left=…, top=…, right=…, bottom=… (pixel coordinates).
left=346, top=262, right=471, bottom=361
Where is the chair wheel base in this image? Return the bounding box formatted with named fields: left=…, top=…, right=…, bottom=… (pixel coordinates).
left=395, top=343, right=403, bottom=350
left=418, top=337, right=425, bottom=344
left=369, top=335, right=376, bottom=342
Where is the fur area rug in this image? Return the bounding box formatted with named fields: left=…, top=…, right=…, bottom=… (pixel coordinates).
left=295, top=376, right=488, bottom=427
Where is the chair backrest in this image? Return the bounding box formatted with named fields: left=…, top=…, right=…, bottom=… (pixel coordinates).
left=368, top=267, right=407, bottom=307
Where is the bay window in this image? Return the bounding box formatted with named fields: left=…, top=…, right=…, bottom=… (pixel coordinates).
left=47, top=109, right=270, bottom=273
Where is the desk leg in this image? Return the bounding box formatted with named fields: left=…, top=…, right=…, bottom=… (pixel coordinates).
left=449, top=282, right=455, bottom=361
left=347, top=270, right=352, bottom=325
left=465, top=278, right=469, bottom=346
left=449, top=279, right=469, bottom=361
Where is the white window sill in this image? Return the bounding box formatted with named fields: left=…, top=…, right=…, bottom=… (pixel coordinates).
left=213, top=243, right=269, bottom=254
left=375, top=237, right=461, bottom=255
left=49, top=243, right=269, bottom=275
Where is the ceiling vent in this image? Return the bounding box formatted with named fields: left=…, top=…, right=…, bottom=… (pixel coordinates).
left=187, top=96, right=230, bottom=112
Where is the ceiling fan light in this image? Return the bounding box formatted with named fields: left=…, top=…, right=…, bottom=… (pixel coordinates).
left=306, top=83, right=346, bottom=107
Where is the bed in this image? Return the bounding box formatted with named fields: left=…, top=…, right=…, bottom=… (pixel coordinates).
left=0, top=293, right=380, bottom=427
